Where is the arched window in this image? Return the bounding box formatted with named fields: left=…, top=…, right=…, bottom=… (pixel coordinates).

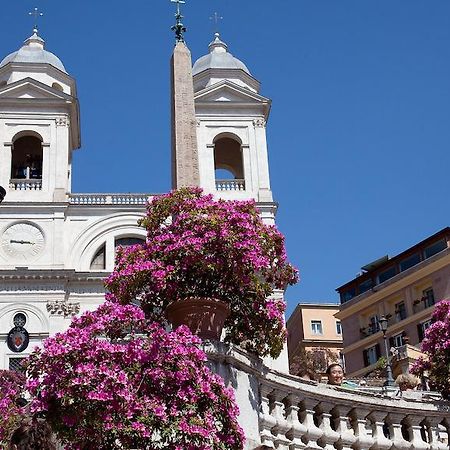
left=115, top=237, right=144, bottom=252
left=90, top=244, right=106, bottom=270
left=213, top=135, right=245, bottom=191
left=11, top=135, right=43, bottom=181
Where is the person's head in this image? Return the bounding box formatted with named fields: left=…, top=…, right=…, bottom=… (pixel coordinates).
left=326, top=363, right=344, bottom=385
left=9, top=419, right=56, bottom=450
left=395, top=373, right=420, bottom=391
left=296, top=368, right=317, bottom=382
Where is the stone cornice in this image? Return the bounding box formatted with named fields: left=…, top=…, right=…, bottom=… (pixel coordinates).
left=0, top=269, right=106, bottom=282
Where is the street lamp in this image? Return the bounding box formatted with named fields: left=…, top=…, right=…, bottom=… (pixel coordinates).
left=378, top=315, right=395, bottom=387
left=0, top=186, right=5, bottom=204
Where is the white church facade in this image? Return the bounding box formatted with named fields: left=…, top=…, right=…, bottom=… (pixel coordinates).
left=0, top=26, right=282, bottom=371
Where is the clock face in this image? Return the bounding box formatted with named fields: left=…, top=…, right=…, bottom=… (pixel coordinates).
left=1, top=223, right=45, bottom=262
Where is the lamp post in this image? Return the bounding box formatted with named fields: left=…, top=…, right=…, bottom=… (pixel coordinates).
left=0, top=185, right=5, bottom=204
left=378, top=315, right=395, bottom=387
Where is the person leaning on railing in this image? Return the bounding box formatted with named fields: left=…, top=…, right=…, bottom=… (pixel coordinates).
left=326, top=363, right=358, bottom=389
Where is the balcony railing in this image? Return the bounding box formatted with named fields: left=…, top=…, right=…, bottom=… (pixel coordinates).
left=360, top=324, right=379, bottom=338
left=69, top=194, right=150, bottom=206
left=215, top=179, right=245, bottom=191
left=9, top=178, right=42, bottom=191
left=205, top=341, right=450, bottom=450
left=413, top=298, right=436, bottom=314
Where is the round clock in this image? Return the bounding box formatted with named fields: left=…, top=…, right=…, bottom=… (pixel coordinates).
left=1, top=222, right=45, bottom=261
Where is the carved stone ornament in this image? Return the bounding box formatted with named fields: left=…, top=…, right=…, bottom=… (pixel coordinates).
left=55, top=117, right=70, bottom=127
left=253, top=118, right=266, bottom=128
left=46, top=300, right=80, bottom=317
left=7, top=326, right=29, bottom=353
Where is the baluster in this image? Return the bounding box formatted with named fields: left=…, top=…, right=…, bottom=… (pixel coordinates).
left=271, top=390, right=291, bottom=449
left=350, top=408, right=374, bottom=450
left=426, top=418, right=444, bottom=450
left=301, top=398, right=323, bottom=450
left=407, top=416, right=430, bottom=450
left=439, top=420, right=449, bottom=449
left=259, top=384, right=276, bottom=448
left=285, top=394, right=306, bottom=450
left=317, top=401, right=340, bottom=450
left=388, top=413, right=411, bottom=450
left=333, top=405, right=356, bottom=450
left=367, top=412, right=391, bottom=450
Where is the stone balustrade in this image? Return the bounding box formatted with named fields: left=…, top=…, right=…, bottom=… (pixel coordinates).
left=215, top=179, right=246, bottom=191
left=69, top=193, right=151, bottom=205
left=9, top=178, right=42, bottom=190
left=204, top=342, right=450, bottom=450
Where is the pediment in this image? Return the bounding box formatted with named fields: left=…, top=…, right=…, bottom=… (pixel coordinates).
left=0, top=78, right=72, bottom=101
left=194, top=80, right=270, bottom=105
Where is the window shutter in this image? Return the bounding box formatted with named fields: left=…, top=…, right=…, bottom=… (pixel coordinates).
left=375, top=344, right=381, bottom=360
left=389, top=337, right=395, bottom=348
left=417, top=324, right=424, bottom=342
left=363, top=349, right=369, bottom=367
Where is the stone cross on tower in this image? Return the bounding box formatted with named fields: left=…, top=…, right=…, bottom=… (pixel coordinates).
left=29, top=7, right=43, bottom=33
left=209, top=12, right=223, bottom=33
left=170, top=0, right=200, bottom=188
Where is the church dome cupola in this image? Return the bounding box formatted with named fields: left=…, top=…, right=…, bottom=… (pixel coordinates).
left=193, top=33, right=250, bottom=76
left=192, top=33, right=260, bottom=93
left=0, top=30, right=67, bottom=73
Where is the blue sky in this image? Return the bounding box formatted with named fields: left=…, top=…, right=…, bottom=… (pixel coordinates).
left=2, top=1, right=449, bottom=318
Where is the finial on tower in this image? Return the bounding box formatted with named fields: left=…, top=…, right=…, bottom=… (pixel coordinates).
left=29, top=7, right=44, bottom=35
left=171, top=0, right=187, bottom=43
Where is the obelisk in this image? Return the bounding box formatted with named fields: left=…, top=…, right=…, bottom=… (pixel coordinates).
left=170, top=1, right=200, bottom=188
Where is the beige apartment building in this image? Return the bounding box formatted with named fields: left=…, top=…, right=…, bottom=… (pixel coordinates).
left=336, top=227, right=450, bottom=377
left=287, top=303, right=343, bottom=375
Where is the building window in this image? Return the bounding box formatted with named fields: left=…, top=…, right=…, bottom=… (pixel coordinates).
left=363, top=344, right=381, bottom=366
left=399, top=253, right=421, bottom=272
left=423, top=239, right=447, bottom=259
left=311, top=320, right=323, bottom=335
left=341, top=287, right=356, bottom=303
left=392, top=333, right=404, bottom=347
left=417, top=320, right=432, bottom=342
left=90, top=244, right=106, bottom=270
left=422, top=288, right=435, bottom=308
left=9, top=357, right=26, bottom=372
left=368, top=315, right=379, bottom=334
left=378, top=266, right=397, bottom=284
left=395, top=301, right=407, bottom=321
left=13, top=313, right=27, bottom=328
left=336, top=321, right=342, bottom=335
left=115, top=237, right=144, bottom=251
left=358, top=278, right=373, bottom=295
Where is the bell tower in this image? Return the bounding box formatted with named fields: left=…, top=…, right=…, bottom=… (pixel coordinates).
left=0, top=29, right=80, bottom=203
left=192, top=34, right=274, bottom=210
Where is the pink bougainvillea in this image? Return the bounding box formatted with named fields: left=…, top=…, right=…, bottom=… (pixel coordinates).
left=105, top=187, right=298, bottom=358
left=410, top=299, right=450, bottom=398
left=26, top=301, right=245, bottom=450
left=0, top=370, right=26, bottom=445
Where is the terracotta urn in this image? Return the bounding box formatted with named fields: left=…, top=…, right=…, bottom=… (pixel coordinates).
left=165, top=297, right=230, bottom=340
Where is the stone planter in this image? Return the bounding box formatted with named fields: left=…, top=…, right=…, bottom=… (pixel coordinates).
left=165, top=297, right=230, bottom=340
